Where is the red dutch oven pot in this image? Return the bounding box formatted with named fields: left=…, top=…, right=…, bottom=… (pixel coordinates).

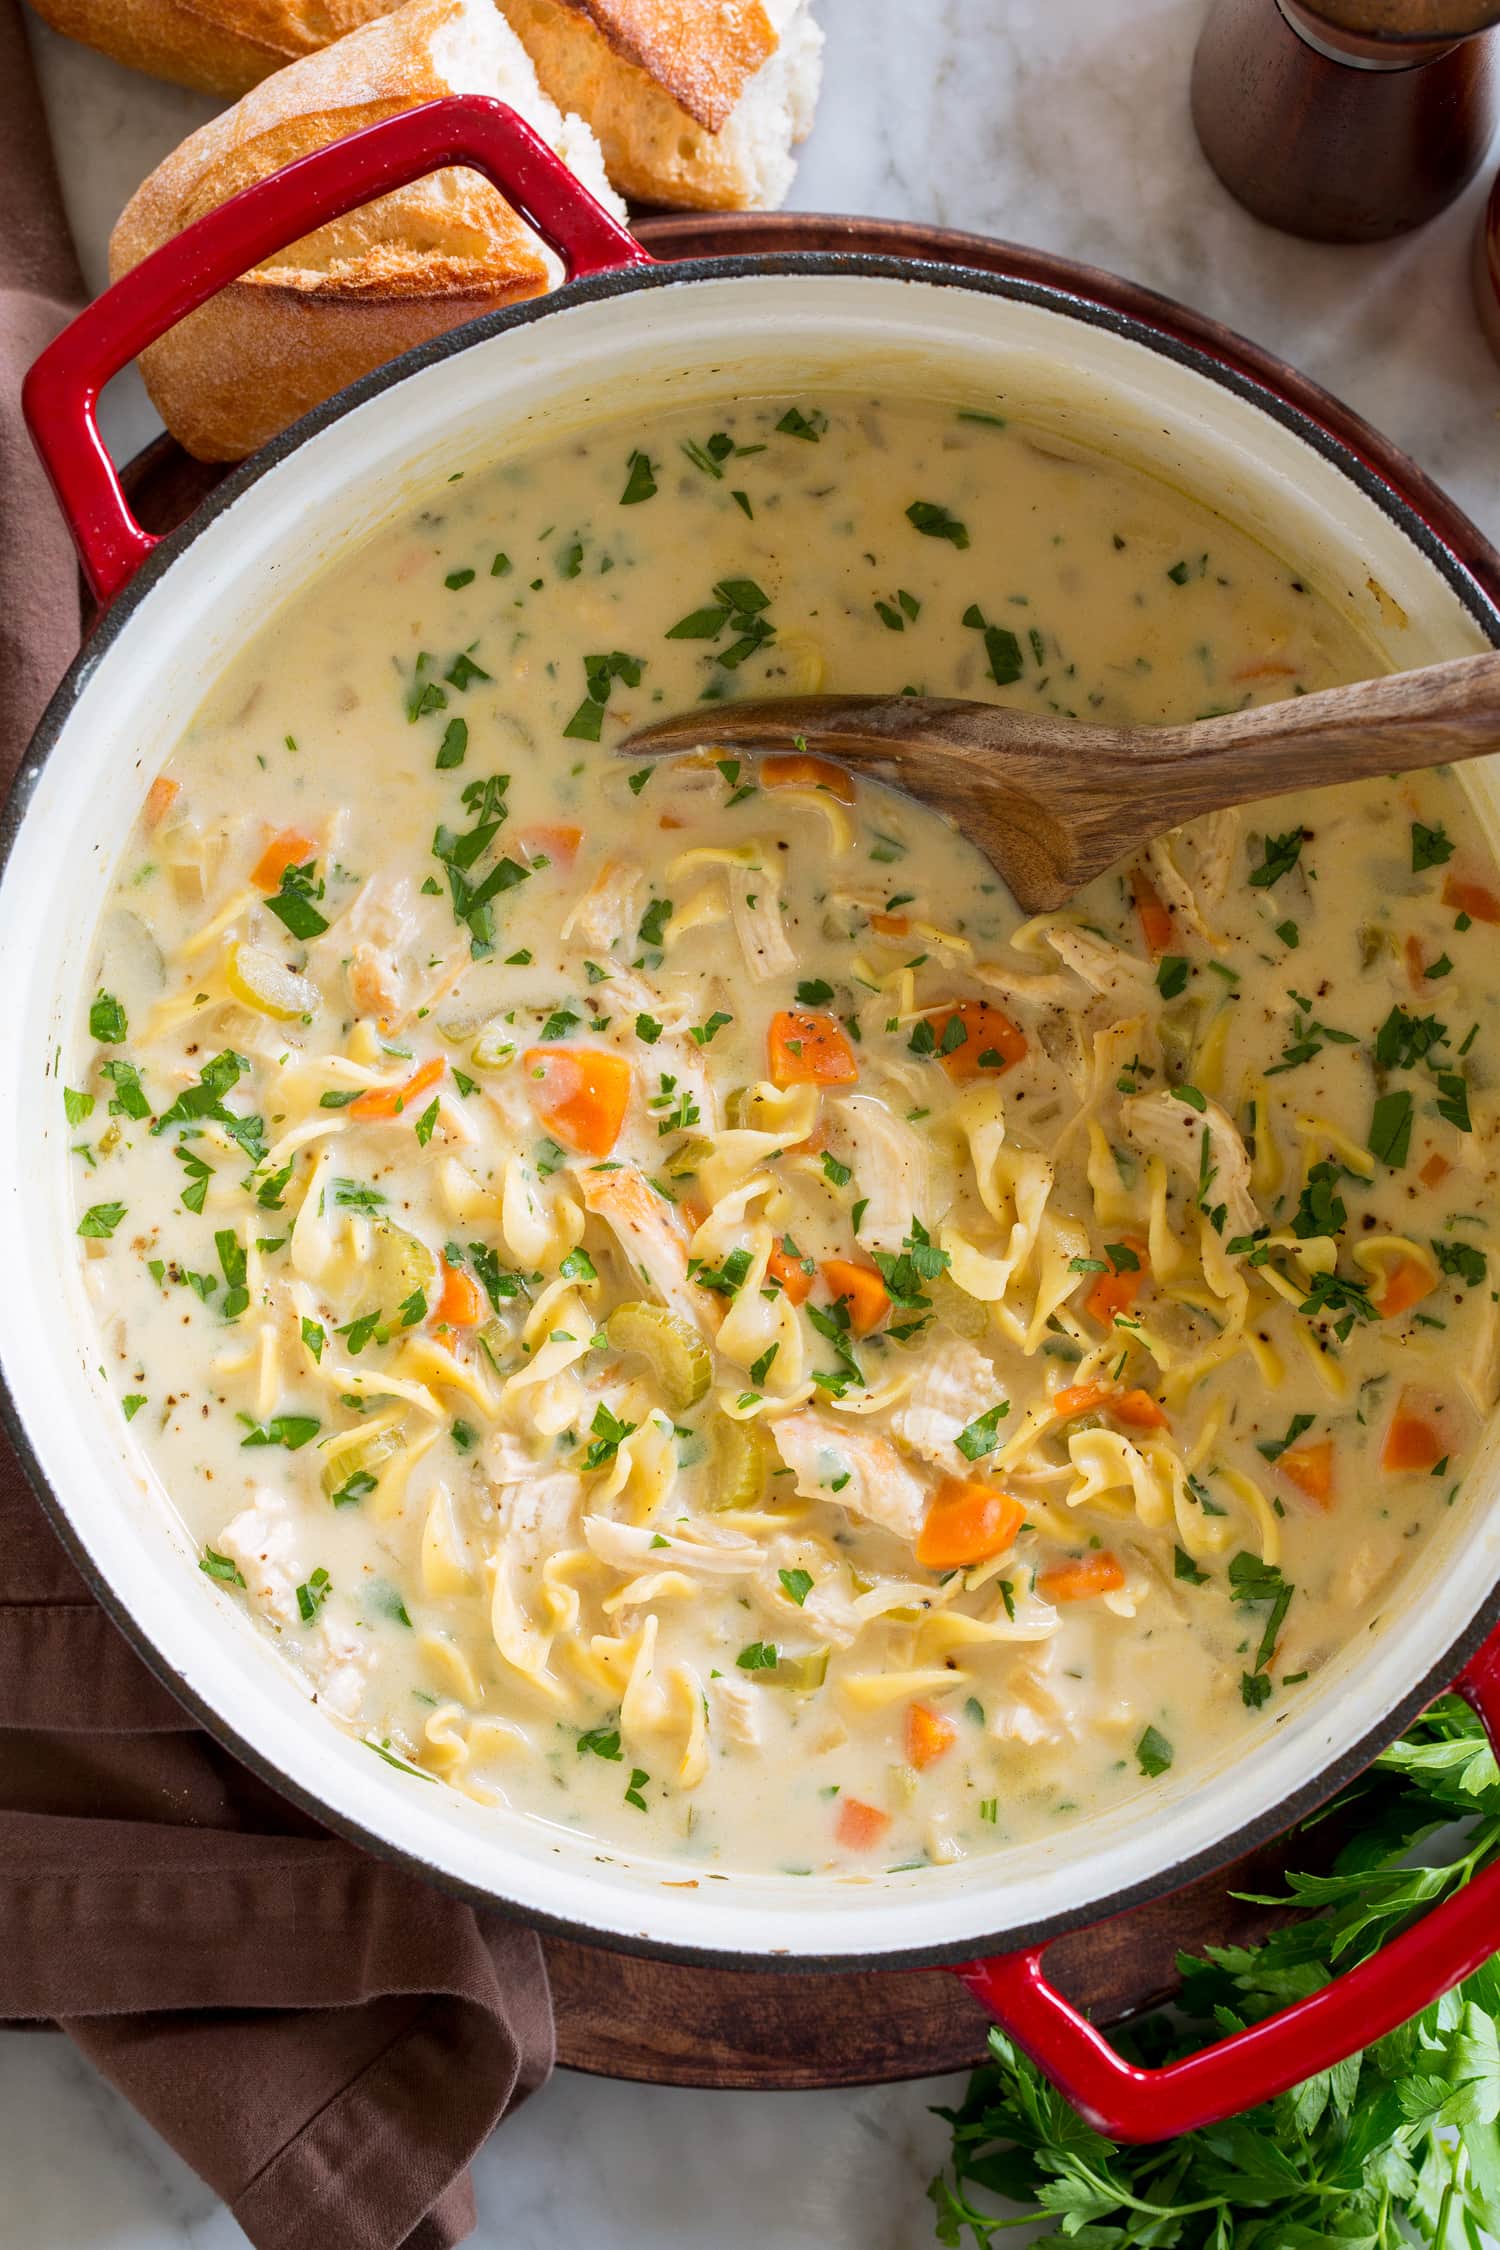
left=12, top=97, right=1500, bottom=2144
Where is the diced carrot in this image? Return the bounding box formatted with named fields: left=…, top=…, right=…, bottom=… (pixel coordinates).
left=1375, top=1255, right=1436, bottom=1320
left=1052, top=1381, right=1169, bottom=1431
left=1037, top=1552, right=1126, bottom=1603
left=835, top=1796, right=891, bottom=1851
left=1278, top=1438, right=1334, bottom=1508
left=1131, top=866, right=1175, bottom=959
left=1443, top=874, right=1500, bottom=925
left=1382, top=1395, right=1445, bottom=1473
left=523, top=1047, right=632, bottom=1157
left=434, top=1259, right=482, bottom=1327
left=924, top=1000, right=1027, bottom=1080
left=906, top=1702, right=957, bottom=1770
left=679, top=1193, right=710, bottom=1233
left=658, top=812, right=687, bottom=830
left=349, top=1054, right=445, bottom=1122
left=870, top=912, right=910, bottom=936
left=144, top=775, right=180, bottom=828
left=517, top=824, right=582, bottom=870
left=1420, top=1152, right=1452, bottom=1188
left=252, top=826, right=317, bottom=891
left=768, top=1241, right=814, bottom=1304
left=791, top=1118, right=830, bottom=1156
left=1230, top=659, right=1297, bottom=682
left=761, top=752, right=857, bottom=805
left=916, top=1479, right=1026, bottom=1570
left=1405, top=934, right=1427, bottom=991
left=820, top=1257, right=891, bottom=1337
left=767, top=1009, right=859, bottom=1088
left=1084, top=1237, right=1149, bottom=1328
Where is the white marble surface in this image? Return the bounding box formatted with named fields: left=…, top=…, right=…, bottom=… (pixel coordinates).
left=11, top=1, right=1500, bottom=2244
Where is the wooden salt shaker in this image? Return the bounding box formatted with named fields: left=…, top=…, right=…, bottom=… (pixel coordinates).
left=1192, top=0, right=1500, bottom=242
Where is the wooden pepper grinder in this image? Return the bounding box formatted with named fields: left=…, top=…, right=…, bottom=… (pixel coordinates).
left=1192, top=0, right=1500, bottom=242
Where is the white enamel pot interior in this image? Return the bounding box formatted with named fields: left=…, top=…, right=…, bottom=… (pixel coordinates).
left=5, top=259, right=1500, bottom=1970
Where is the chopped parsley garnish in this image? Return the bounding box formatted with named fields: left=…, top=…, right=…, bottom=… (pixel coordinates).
left=955, top=1400, right=1011, bottom=1462
left=961, top=603, right=1022, bottom=686
left=1434, top=1239, right=1487, bottom=1287
left=1229, top=1550, right=1294, bottom=1676
left=1248, top=829, right=1306, bottom=888
left=295, top=1568, right=332, bottom=1622
left=736, top=1640, right=780, bottom=1671
left=778, top=1568, right=814, bottom=1607
left=1367, top=1088, right=1414, bottom=1168
left=264, top=858, right=329, bottom=940
left=906, top=500, right=969, bottom=548
left=77, top=1201, right=126, bottom=1239
left=638, top=895, right=673, bottom=950
left=1135, top=1725, right=1173, bottom=1777
left=199, top=1547, right=244, bottom=1586
left=1412, top=820, right=1455, bottom=872
left=89, top=990, right=127, bottom=1043
left=562, top=648, right=645, bottom=742
left=619, top=449, right=657, bottom=504
left=63, top=1087, right=94, bottom=1126
left=431, top=771, right=529, bottom=953
left=239, top=1413, right=320, bottom=1451
left=1156, top=955, right=1190, bottom=1000
left=666, top=578, right=775, bottom=670
left=215, top=1229, right=248, bottom=1320
left=435, top=717, right=468, bottom=770
left=101, top=1058, right=151, bottom=1120
left=583, top=1401, right=637, bottom=1470
left=1257, top=1412, right=1315, bottom=1463
left=577, top=1724, right=623, bottom=1761
left=776, top=406, right=825, bottom=441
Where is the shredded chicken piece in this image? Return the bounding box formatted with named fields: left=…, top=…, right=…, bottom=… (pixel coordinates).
left=562, top=858, right=643, bottom=953
left=1043, top=923, right=1156, bottom=1004
left=1121, top=1088, right=1261, bottom=1236
left=217, top=1488, right=302, bottom=1628
left=828, top=1092, right=932, bottom=1252
left=580, top=1164, right=714, bottom=1337
left=583, top=1517, right=759, bottom=1577
left=887, top=1337, right=1003, bottom=1473
left=772, top=1408, right=929, bottom=1545
left=712, top=1670, right=762, bottom=1749
left=1146, top=833, right=1218, bottom=946
left=315, top=1611, right=373, bottom=1720
left=499, top=1469, right=584, bottom=1550
left=728, top=858, right=795, bottom=981
left=971, top=958, right=1085, bottom=1011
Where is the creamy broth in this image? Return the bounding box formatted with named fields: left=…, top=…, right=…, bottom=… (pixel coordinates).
left=70, top=395, right=1500, bottom=1876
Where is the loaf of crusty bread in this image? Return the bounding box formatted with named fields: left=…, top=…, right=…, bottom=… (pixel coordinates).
left=496, top=0, right=823, bottom=208
left=27, top=0, right=399, bottom=99
left=30, top=0, right=822, bottom=209
left=107, top=0, right=626, bottom=462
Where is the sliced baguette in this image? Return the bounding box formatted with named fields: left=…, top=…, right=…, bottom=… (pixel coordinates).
left=25, top=0, right=400, bottom=99
left=108, top=0, right=626, bottom=462
left=497, top=0, right=823, bottom=207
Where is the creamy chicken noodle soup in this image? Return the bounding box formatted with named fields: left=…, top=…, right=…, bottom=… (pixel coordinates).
left=70, top=394, right=1500, bottom=1877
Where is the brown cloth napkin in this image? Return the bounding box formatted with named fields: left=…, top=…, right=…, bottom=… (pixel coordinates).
left=0, top=11, right=555, bottom=2243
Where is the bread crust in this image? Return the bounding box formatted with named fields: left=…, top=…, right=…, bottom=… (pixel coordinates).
left=496, top=0, right=793, bottom=207
left=26, top=0, right=399, bottom=98
left=107, top=0, right=615, bottom=460
left=526, top=0, right=777, bottom=132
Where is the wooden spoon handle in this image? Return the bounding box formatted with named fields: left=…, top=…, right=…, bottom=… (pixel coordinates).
left=1117, top=648, right=1500, bottom=832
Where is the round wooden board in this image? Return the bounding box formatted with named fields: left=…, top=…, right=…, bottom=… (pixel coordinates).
left=117, top=208, right=1322, bottom=2088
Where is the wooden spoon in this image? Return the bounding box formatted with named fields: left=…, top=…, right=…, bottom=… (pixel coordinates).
left=618, top=650, right=1500, bottom=913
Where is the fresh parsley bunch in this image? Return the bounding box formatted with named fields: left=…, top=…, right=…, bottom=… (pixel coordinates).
left=930, top=1695, right=1500, bottom=2245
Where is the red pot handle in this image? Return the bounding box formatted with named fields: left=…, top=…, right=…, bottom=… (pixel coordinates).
left=22, top=94, right=652, bottom=606
left=951, top=1623, right=1500, bottom=2141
